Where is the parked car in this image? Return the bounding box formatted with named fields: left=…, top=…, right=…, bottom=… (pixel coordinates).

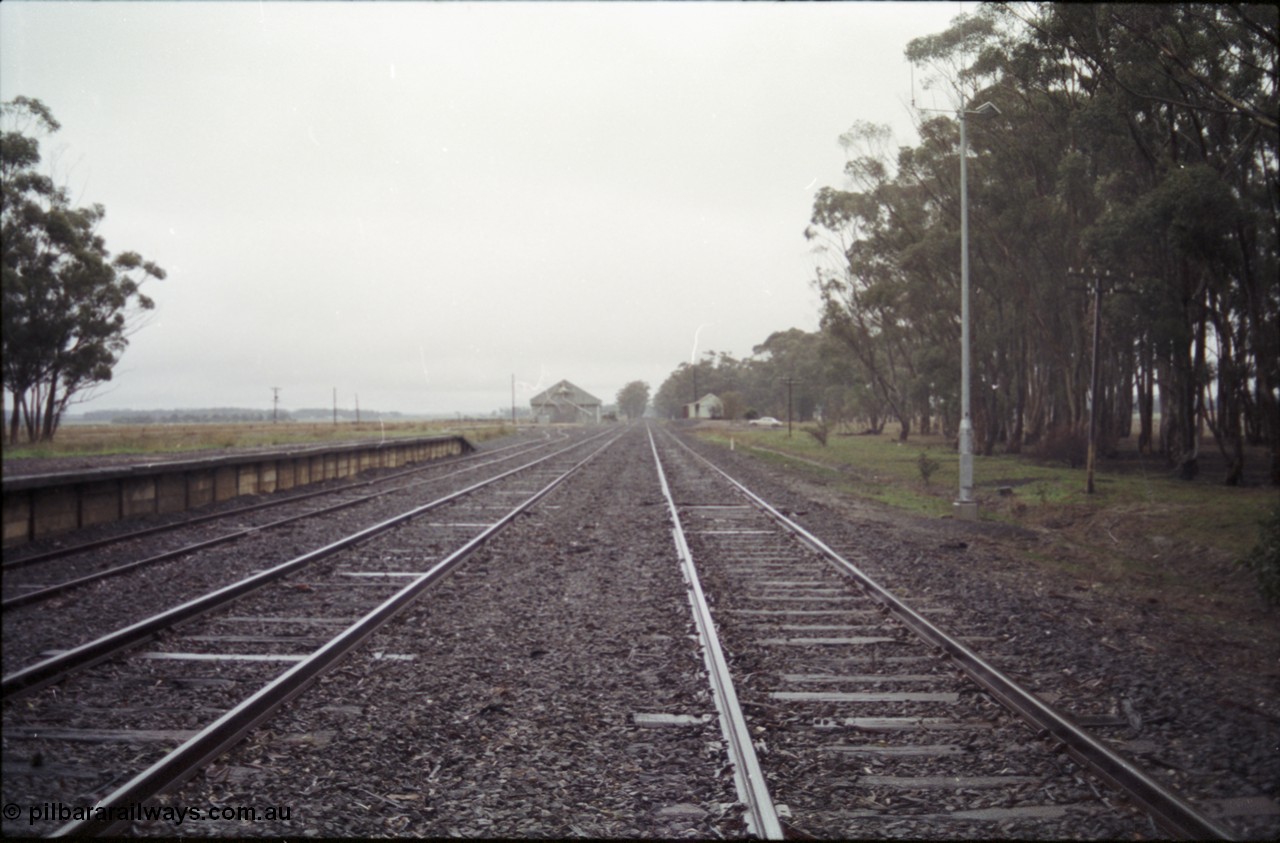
left=748, top=416, right=783, bottom=428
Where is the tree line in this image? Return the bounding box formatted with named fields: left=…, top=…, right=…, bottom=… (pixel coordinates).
left=658, top=3, right=1278, bottom=486
left=654, top=329, right=851, bottom=425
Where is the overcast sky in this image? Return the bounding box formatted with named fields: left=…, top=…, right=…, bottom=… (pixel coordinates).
left=2, top=0, right=964, bottom=416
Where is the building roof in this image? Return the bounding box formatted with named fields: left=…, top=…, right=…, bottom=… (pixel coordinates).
left=529, top=379, right=601, bottom=408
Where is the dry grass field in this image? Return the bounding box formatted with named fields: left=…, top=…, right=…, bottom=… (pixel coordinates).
left=1, top=419, right=514, bottom=463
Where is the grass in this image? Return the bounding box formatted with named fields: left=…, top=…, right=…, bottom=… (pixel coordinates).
left=1, top=419, right=515, bottom=461
left=696, top=421, right=1275, bottom=579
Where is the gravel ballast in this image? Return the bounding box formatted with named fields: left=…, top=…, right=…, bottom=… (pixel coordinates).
left=3, top=424, right=1275, bottom=839
left=111, top=427, right=741, bottom=838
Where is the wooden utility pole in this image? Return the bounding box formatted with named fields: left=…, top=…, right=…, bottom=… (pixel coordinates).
left=1068, top=267, right=1111, bottom=495
left=782, top=377, right=802, bottom=437
left=271, top=387, right=281, bottom=423
left=1087, top=271, right=1103, bottom=494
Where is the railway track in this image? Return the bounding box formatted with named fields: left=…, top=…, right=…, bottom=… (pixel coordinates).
left=2, top=428, right=622, bottom=836
left=649, top=424, right=1253, bottom=839
left=1, top=432, right=565, bottom=610
left=3, top=423, right=1271, bottom=838
left=0, top=431, right=578, bottom=677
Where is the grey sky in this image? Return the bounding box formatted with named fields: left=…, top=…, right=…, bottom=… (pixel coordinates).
left=2, top=1, right=963, bottom=415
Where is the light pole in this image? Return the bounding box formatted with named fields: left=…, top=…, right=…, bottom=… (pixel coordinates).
left=955, top=100, right=1000, bottom=521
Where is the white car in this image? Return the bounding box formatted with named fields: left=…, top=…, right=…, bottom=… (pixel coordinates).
left=749, top=416, right=783, bottom=428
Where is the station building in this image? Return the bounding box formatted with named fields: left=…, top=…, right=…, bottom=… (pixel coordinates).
left=530, top=380, right=602, bottom=424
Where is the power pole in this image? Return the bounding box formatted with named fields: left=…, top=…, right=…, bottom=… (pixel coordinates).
left=1068, top=267, right=1111, bottom=495
left=511, top=374, right=517, bottom=429
left=332, top=387, right=337, bottom=426
left=271, top=387, right=281, bottom=423
left=1087, top=271, right=1103, bottom=495
left=782, top=377, right=802, bottom=438
left=355, top=394, right=360, bottom=425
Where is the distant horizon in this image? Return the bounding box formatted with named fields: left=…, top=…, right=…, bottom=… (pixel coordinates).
left=44, top=402, right=613, bottom=420
left=55, top=406, right=570, bottom=418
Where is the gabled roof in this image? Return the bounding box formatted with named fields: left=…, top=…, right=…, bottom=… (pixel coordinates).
left=686, top=393, right=722, bottom=406
left=529, top=379, right=601, bottom=407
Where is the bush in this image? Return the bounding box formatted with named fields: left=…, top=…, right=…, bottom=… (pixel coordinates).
left=1239, top=506, right=1280, bottom=607
left=917, top=450, right=940, bottom=486
left=806, top=420, right=832, bottom=447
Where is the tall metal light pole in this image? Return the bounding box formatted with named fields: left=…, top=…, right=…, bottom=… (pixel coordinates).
left=955, top=100, right=1000, bottom=521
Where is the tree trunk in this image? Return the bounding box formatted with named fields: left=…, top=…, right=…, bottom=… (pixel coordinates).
left=7, top=393, right=21, bottom=445
left=1008, top=339, right=1026, bottom=454
left=21, top=388, right=38, bottom=443
left=1138, top=336, right=1155, bottom=454
left=1234, top=218, right=1280, bottom=484
left=41, top=371, right=60, bottom=441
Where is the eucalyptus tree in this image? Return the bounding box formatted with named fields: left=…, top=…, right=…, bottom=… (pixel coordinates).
left=1018, top=2, right=1279, bottom=483
left=808, top=119, right=962, bottom=442
left=750, top=329, right=826, bottom=423
left=890, top=3, right=1278, bottom=483
left=615, top=380, right=650, bottom=420
left=2, top=97, right=166, bottom=443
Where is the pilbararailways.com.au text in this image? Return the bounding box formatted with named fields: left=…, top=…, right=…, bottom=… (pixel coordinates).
left=12, top=801, right=291, bottom=826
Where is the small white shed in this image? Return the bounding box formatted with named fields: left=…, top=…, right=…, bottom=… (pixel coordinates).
left=682, top=393, right=723, bottom=419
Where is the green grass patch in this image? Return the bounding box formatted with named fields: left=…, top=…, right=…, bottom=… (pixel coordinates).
left=702, top=427, right=956, bottom=517
left=692, top=422, right=1276, bottom=568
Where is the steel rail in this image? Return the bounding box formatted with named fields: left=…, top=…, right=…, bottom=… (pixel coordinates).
left=2, top=428, right=614, bottom=700
left=659, top=426, right=1235, bottom=841
left=2, top=437, right=565, bottom=610
left=2, top=436, right=548, bottom=571
left=52, top=429, right=625, bottom=837
left=646, top=425, right=785, bottom=840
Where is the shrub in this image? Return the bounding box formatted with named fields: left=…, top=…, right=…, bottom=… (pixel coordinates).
left=1239, top=506, right=1280, bottom=607
left=806, top=420, right=832, bottom=447
left=917, top=450, right=940, bottom=486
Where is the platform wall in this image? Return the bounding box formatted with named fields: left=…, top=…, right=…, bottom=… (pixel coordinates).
left=2, top=436, right=472, bottom=547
